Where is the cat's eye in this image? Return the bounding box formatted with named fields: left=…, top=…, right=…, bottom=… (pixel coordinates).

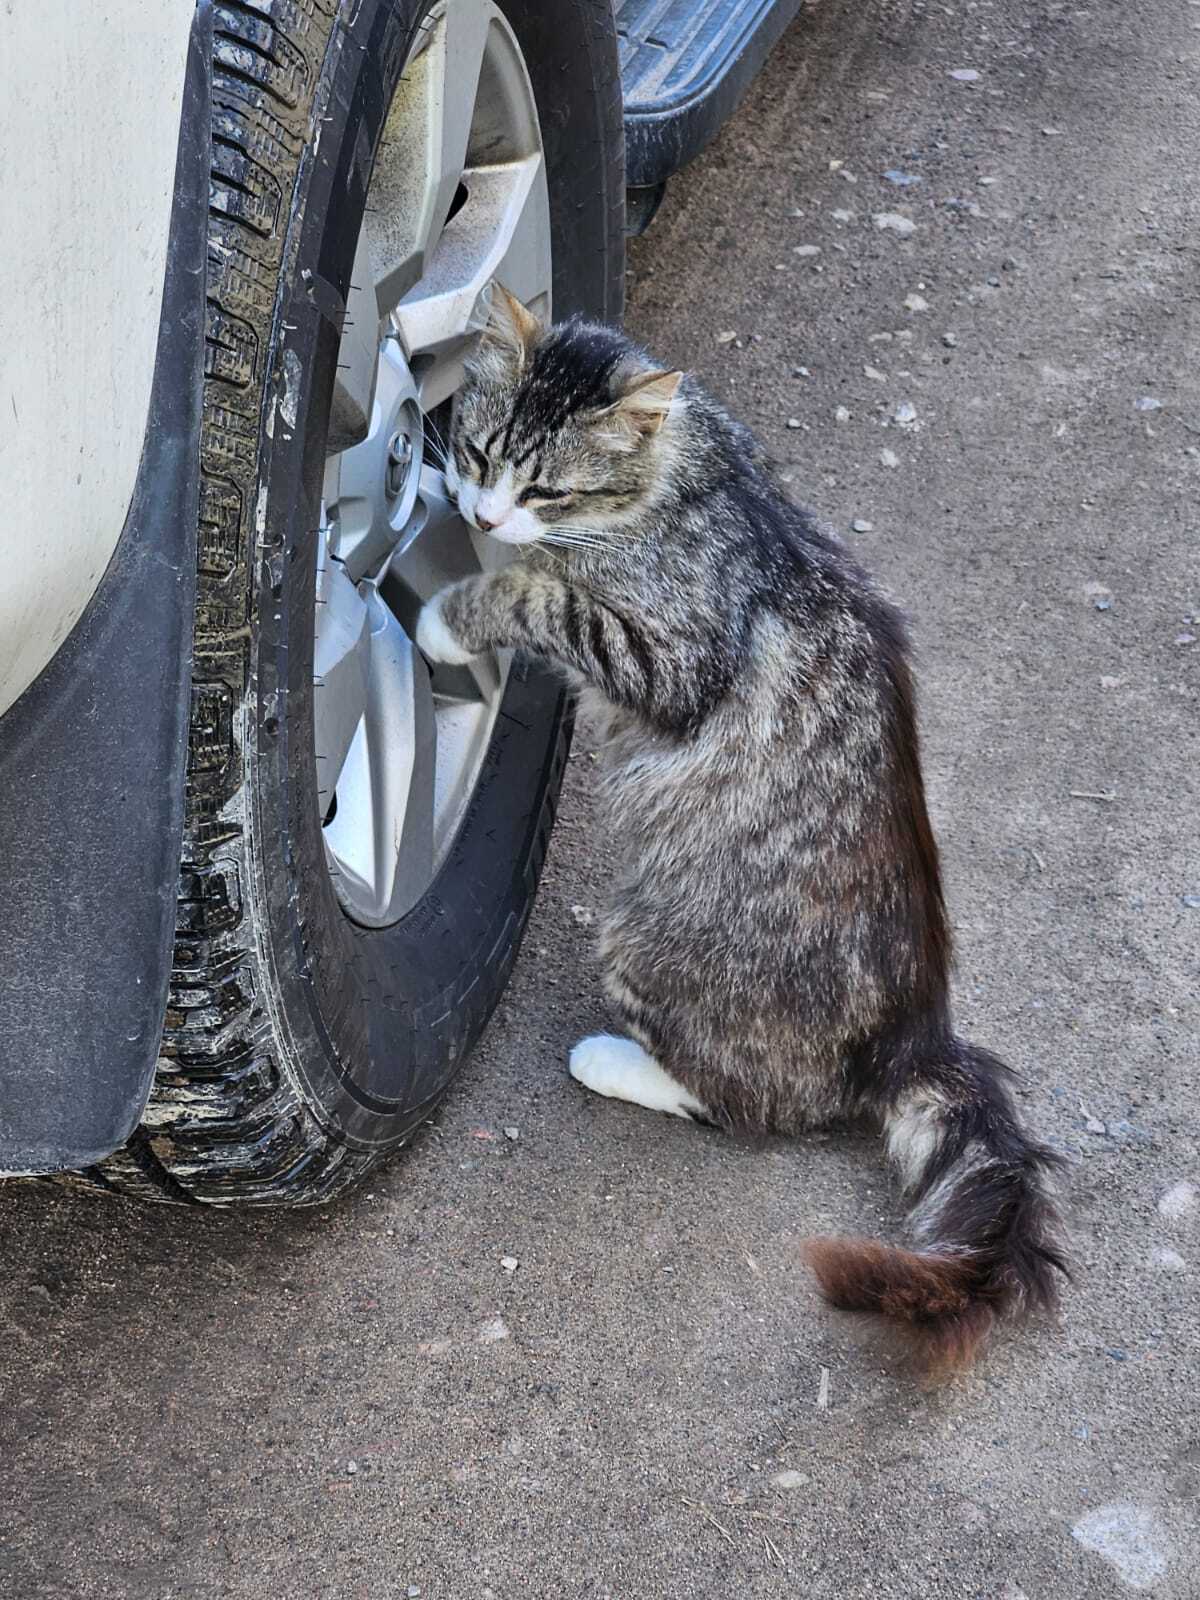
left=518, top=485, right=571, bottom=505
left=464, top=440, right=489, bottom=475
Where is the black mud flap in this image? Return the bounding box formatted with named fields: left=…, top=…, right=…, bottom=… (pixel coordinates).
left=0, top=4, right=211, bottom=1174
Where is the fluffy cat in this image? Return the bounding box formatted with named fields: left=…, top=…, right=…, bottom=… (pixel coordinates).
left=417, top=287, right=1068, bottom=1376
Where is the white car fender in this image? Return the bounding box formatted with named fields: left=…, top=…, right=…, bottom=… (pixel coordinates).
left=0, top=1, right=195, bottom=715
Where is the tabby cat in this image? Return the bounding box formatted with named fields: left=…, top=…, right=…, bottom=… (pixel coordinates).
left=416, top=287, right=1068, bottom=1375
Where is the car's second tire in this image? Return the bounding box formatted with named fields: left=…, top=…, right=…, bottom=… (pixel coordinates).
left=95, top=0, right=625, bottom=1205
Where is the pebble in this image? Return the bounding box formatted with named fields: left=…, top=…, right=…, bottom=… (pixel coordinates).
left=1175, top=633, right=1197, bottom=646
left=1157, top=1180, right=1197, bottom=1221
left=834, top=405, right=851, bottom=423
left=347, top=1460, right=358, bottom=1475
left=478, top=1316, right=510, bottom=1343
left=941, top=332, right=957, bottom=348
left=793, top=244, right=821, bottom=257
left=1072, top=1505, right=1169, bottom=1590
left=873, top=212, right=917, bottom=236
left=408, top=1588, right=423, bottom=1597
left=1153, top=1248, right=1187, bottom=1271
left=893, top=401, right=918, bottom=427
left=500, top=1256, right=519, bottom=1272
left=904, top=292, right=929, bottom=312
left=1135, top=396, right=1162, bottom=411
left=715, top=329, right=738, bottom=344
left=863, top=365, right=887, bottom=382
left=772, top=1470, right=811, bottom=1489
left=1085, top=1117, right=1106, bottom=1136
left=1072, top=1424, right=1091, bottom=1441
left=832, top=207, right=855, bottom=223
left=978, top=175, right=998, bottom=186
left=1182, top=895, right=1200, bottom=909
left=948, top=68, right=981, bottom=81
left=986, top=274, right=1001, bottom=288
left=503, top=1126, right=520, bottom=1141
left=793, top=365, right=811, bottom=377
left=883, top=169, right=922, bottom=186
left=786, top=417, right=803, bottom=429
left=880, top=448, right=900, bottom=468
left=1106, top=1349, right=1128, bottom=1362
left=851, top=519, right=873, bottom=533
left=570, top=904, right=595, bottom=926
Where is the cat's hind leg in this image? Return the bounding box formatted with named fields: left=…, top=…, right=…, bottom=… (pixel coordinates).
left=568, top=1035, right=707, bottom=1121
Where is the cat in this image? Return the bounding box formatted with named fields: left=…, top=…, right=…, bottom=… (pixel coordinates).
left=416, top=286, right=1068, bottom=1376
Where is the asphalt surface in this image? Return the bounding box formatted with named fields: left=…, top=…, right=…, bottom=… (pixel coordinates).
left=3, top=3, right=1198, bottom=1595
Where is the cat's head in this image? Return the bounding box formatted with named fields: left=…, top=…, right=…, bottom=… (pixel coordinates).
left=444, top=287, right=682, bottom=548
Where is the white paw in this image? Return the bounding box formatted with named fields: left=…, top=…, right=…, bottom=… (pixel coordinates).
left=416, top=592, right=475, bottom=665
left=568, top=1034, right=706, bottom=1120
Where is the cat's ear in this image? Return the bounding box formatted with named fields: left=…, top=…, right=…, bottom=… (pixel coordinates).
left=473, top=283, right=540, bottom=381
left=613, top=368, right=683, bottom=435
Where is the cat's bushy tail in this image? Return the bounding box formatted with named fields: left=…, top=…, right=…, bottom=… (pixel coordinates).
left=805, top=1037, right=1068, bottom=1378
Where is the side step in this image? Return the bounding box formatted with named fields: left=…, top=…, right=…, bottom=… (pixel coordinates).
left=616, top=0, right=802, bottom=195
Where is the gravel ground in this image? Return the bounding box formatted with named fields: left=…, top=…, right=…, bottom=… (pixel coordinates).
left=2, top=2, right=1197, bottom=1595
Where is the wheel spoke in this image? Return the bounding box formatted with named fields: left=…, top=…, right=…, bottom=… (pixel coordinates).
left=321, top=592, right=437, bottom=924
left=329, top=341, right=422, bottom=583
left=359, top=0, right=494, bottom=320
left=392, top=154, right=550, bottom=409
left=328, top=228, right=382, bottom=455
left=313, top=546, right=372, bottom=804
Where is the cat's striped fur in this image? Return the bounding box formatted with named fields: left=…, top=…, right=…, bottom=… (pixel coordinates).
left=418, top=290, right=1068, bottom=1376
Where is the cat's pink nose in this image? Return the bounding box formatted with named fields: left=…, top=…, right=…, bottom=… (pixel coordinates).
left=475, top=513, right=497, bottom=532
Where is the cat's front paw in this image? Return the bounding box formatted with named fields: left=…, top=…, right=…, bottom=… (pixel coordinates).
left=416, top=591, right=476, bottom=666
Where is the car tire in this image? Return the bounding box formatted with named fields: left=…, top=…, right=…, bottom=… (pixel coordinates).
left=93, top=0, right=625, bottom=1205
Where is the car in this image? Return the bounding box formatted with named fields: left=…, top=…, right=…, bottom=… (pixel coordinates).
left=0, top=0, right=800, bottom=1204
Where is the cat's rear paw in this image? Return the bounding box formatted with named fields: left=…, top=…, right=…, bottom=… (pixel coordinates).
left=569, top=1034, right=706, bottom=1120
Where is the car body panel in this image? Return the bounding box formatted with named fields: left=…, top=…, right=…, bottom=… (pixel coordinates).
left=0, top=3, right=210, bottom=1175
left=0, top=0, right=195, bottom=716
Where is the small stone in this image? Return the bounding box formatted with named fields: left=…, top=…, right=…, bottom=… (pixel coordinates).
left=1106, top=1349, right=1128, bottom=1361
left=503, top=1126, right=519, bottom=1141
left=1153, top=1248, right=1187, bottom=1271
left=772, top=1470, right=811, bottom=1489
left=1042, top=126, right=1063, bottom=136
left=942, top=331, right=958, bottom=347
left=570, top=904, right=594, bottom=926
left=1001, top=255, right=1019, bottom=271
left=1183, top=895, right=1200, bottom=909
left=1094, top=598, right=1112, bottom=612
left=904, top=292, right=929, bottom=312
left=1134, top=396, right=1162, bottom=411
left=948, top=68, right=981, bottom=82
left=793, top=244, right=821, bottom=257
left=868, top=331, right=894, bottom=343
left=883, top=169, right=922, bottom=186
left=863, top=365, right=887, bottom=382
left=346, top=1460, right=358, bottom=1475
left=793, top=365, right=811, bottom=377
left=786, top=417, right=803, bottom=429
left=851, top=518, right=873, bottom=533
left=978, top=175, right=998, bottom=186
left=893, top=401, right=918, bottom=426
left=880, top=448, right=899, bottom=468
left=478, top=1316, right=510, bottom=1343
left=873, top=212, right=916, bottom=236
left=986, top=274, right=1001, bottom=288
left=1099, top=675, right=1124, bottom=690
left=1157, top=1180, right=1196, bottom=1221
left=832, top=207, right=855, bottom=223
left=1085, top=1117, right=1106, bottom=1136
left=500, top=1256, right=519, bottom=1272
left=834, top=405, right=851, bottom=423
left=715, top=329, right=738, bottom=345
left=1072, top=1424, right=1091, bottom=1441
left=1175, top=633, right=1197, bottom=646
left=407, top=1587, right=423, bottom=1597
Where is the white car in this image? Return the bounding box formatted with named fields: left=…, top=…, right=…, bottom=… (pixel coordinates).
left=0, top=0, right=797, bottom=1203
